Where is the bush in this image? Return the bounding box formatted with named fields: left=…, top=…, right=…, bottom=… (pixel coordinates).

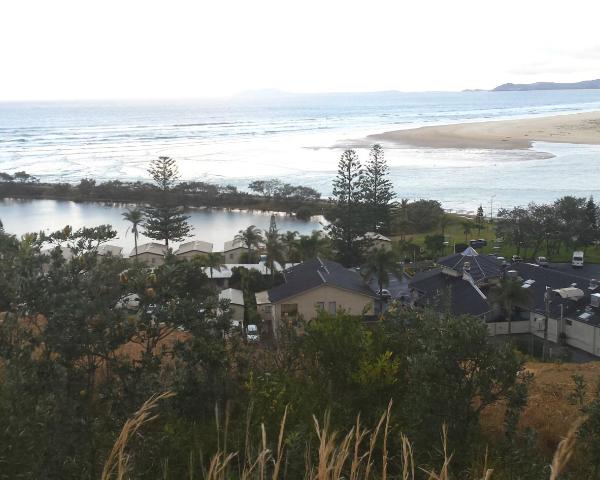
left=295, top=205, right=314, bottom=221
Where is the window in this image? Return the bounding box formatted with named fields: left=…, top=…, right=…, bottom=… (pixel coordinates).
left=566, top=319, right=573, bottom=326
left=328, top=302, right=337, bottom=314
left=281, top=304, right=298, bottom=318
left=229, top=253, right=234, bottom=259
left=316, top=302, right=325, bottom=311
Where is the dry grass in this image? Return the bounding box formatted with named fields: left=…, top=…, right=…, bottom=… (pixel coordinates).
left=481, top=361, right=600, bottom=453
left=100, top=391, right=175, bottom=480
left=103, top=391, right=585, bottom=480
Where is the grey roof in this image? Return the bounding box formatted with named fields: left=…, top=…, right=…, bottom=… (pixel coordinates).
left=410, top=269, right=490, bottom=317
left=98, top=245, right=123, bottom=257
left=219, top=288, right=245, bottom=306
left=175, top=240, right=213, bottom=255
left=130, top=242, right=167, bottom=257
left=437, top=247, right=502, bottom=284
left=267, top=258, right=376, bottom=303
left=223, top=238, right=245, bottom=251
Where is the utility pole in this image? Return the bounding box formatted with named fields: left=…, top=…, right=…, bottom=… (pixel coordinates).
left=543, top=286, right=550, bottom=361
left=490, top=194, right=496, bottom=223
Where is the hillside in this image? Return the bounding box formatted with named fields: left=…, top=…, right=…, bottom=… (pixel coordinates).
left=482, top=361, right=600, bottom=453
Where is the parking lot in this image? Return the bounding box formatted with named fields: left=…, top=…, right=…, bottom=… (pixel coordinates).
left=547, top=262, right=600, bottom=279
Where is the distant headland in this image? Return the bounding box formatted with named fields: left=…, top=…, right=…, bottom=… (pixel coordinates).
left=492, top=79, right=600, bottom=91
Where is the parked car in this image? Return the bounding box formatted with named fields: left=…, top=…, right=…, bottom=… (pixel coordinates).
left=469, top=239, right=486, bottom=249
left=246, top=324, right=260, bottom=343
left=572, top=251, right=584, bottom=268
left=536, top=256, right=549, bottom=267
left=511, top=255, right=523, bottom=263
left=496, top=256, right=506, bottom=262
left=378, top=288, right=392, bottom=300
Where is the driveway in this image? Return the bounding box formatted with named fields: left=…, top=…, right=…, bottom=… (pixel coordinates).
left=367, top=272, right=410, bottom=300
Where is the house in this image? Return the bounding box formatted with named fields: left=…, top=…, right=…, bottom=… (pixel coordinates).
left=129, top=242, right=167, bottom=266
left=363, top=232, right=392, bottom=251
left=218, top=288, right=245, bottom=322
left=174, top=240, right=213, bottom=260
left=98, top=244, right=123, bottom=257
left=410, top=246, right=600, bottom=357
left=223, top=238, right=249, bottom=263
left=256, top=258, right=377, bottom=338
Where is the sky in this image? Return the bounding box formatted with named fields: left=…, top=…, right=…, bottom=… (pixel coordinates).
left=1, top=0, right=599, bottom=101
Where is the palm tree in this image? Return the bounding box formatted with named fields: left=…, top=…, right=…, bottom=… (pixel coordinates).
left=234, top=225, right=262, bottom=261
left=490, top=277, right=533, bottom=336
left=297, top=230, right=330, bottom=261
left=362, top=248, right=403, bottom=295
left=122, top=208, right=144, bottom=258
left=202, top=252, right=225, bottom=279
left=280, top=230, right=299, bottom=260
left=265, top=230, right=286, bottom=277
left=440, top=213, right=450, bottom=237
left=461, top=220, right=475, bottom=243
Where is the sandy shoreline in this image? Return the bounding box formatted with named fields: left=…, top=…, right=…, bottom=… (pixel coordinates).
left=369, top=111, right=600, bottom=150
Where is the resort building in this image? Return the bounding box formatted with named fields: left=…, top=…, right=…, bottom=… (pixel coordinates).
left=174, top=240, right=213, bottom=260
left=256, top=258, right=377, bottom=339
left=129, top=242, right=168, bottom=266
left=409, top=247, right=600, bottom=358
left=97, top=245, right=123, bottom=257
left=218, top=288, right=245, bottom=322
left=222, top=238, right=248, bottom=263
left=363, top=232, right=393, bottom=251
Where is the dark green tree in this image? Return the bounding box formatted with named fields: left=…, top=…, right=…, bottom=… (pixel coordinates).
left=475, top=204, right=485, bottom=235
left=326, top=149, right=367, bottom=266
left=143, top=156, right=192, bottom=247
left=361, top=144, right=395, bottom=234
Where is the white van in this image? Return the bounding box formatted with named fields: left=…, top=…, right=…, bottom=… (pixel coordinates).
left=572, top=251, right=584, bottom=268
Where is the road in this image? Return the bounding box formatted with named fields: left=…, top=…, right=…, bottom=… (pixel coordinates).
left=548, top=262, right=600, bottom=279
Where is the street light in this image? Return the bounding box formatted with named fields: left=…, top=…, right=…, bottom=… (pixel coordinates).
left=490, top=195, right=496, bottom=223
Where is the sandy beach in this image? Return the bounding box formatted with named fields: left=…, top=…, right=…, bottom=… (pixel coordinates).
left=369, top=111, right=600, bottom=149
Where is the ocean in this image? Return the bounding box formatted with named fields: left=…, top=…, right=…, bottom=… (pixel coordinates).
left=2, top=90, right=600, bottom=213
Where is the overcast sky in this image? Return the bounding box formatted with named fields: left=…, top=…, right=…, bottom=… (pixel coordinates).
left=1, top=0, right=599, bottom=101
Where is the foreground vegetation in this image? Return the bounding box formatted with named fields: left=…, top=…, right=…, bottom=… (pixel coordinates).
left=1, top=224, right=600, bottom=479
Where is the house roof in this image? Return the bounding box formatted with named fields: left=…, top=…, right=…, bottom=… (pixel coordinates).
left=364, top=232, right=391, bottom=242
left=266, top=258, right=376, bottom=304
left=437, top=247, right=502, bottom=284
left=174, top=240, right=213, bottom=256
left=130, top=243, right=168, bottom=257
left=98, top=245, right=123, bottom=257
left=223, top=238, right=245, bottom=251
left=410, top=268, right=490, bottom=317
left=219, top=288, right=245, bottom=306
left=503, top=263, right=600, bottom=326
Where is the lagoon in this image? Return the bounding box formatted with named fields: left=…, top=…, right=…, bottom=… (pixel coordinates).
left=0, top=199, right=324, bottom=255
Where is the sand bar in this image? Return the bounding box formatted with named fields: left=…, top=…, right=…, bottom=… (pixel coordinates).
left=369, top=111, right=600, bottom=149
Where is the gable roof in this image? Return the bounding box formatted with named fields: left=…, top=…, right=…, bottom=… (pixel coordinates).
left=219, top=288, right=245, bottom=306
left=223, top=238, right=245, bottom=251
left=174, top=240, right=213, bottom=256
left=363, top=232, right=391, bottom=242
left=130, top=243, right=168, bottom=257
left=437, top=247, right=502, bottom=284
left=98, top=245, right=123, bottom=257
left=267, top=258, right=376, bottom=304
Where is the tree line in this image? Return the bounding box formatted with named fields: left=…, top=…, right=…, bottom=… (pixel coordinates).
left=0, top=163, right=324, bottom=219
left=496, top=196, right=599, bottom=258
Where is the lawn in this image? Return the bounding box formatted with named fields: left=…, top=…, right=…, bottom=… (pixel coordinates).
left=391, top=213, right=600, bottom=263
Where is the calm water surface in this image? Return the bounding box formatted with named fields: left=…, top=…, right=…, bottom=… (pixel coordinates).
left=0, top=199, right=323, bottom=255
